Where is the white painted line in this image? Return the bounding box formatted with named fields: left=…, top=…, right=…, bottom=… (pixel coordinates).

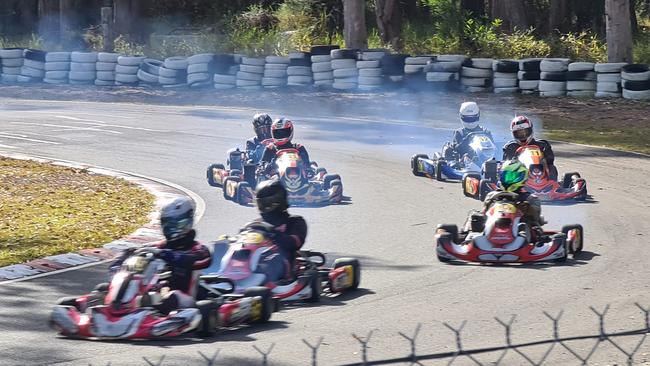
left=55, top=115, right=107, bottom=124
left=55, top=115, right=168, bottom=132
left=1, top=108, right=133, bottom=119
left=10, top=121, right=122, bottom=134
left=0, top=142, right=17, bottom=149
left=0, top=131, right=28, bottom=137
left=0, top=133, right=60, bottom=145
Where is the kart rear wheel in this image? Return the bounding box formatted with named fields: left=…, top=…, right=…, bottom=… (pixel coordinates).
left=304, top=271, right=321, bottom=303
left=436, top=224, right=459, bottom=243
left=196, top=300, right=219, bottom=338
left=333, top=258, right=361, bottom=290
left=562, top=224, right=584, bottom=255
left=323, top=174, right=342, bottom=190
left=223, top=177, right=240, bottom=201
left=244, top=286, right=273, bottom=323
left=435, top=160, right=446, bottom=181
left=329, top=180, right=343, bottom=202
left=562, top=172, right=580, bottom=188
left=411, top=154, right=428, bottom=177
left=482, top=160, right=499, bottom=183
left=206, top=164, right=224, bottom=187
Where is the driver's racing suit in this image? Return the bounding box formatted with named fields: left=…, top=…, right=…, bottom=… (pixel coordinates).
left=444, top=125, right=493, bottom=160
left=246, top=136, right=269, bottom=164
left=260, top=142, right=311, bottom=169
left=483, top=190, right=543, bottom=233
left=502, top=139, right=557, bottom=180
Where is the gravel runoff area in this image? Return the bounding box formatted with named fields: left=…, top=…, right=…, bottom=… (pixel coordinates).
left=0, top=83, right=648, bottom=154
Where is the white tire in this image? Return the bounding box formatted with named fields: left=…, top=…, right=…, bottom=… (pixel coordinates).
left=20, top=66, right=44, bottom=78
left=23, top=59, right=45, bottom=70
left=311, top=62, right=332, bottom=73
left=2, top=66, right=21, bottom=75
left=261, top=77, right=286, bottom=86
left=1, top=74, right=19, bottom=83
left=462, top=66, right=492, bottom=78
left=336, top=76, right=358, bottom=83
left=287, top=75, right=313, bottom=84
left=596, top=82, right=621, bottom=93
left=236, top=79, right=260, bottom=87
left=187, top=73, right=211, bottom=84
left=428, top=61, right=462, bottom=72
left=288, top=52, right=307, bottom=59
left=622, top=88, right=650, bottom=100
left=494, top=87, right=519, bottom=93
left=594, top=62, right=627, bottom=73
left=426, top=72, right=458, bottom=82
left=359, top=51, right=385, bottom=61
left=493, top=78, right=518, bottom=88
left=358, top=76, right=382, bottom=85
left=332, top=81, right=357, bottom=90
left=16, top=75, right=38, bottom=83
left=69, top=71, right=96, bottom=81
left=538, top=80, right=567, bottom=91
left=518, top=80, right=539, bottom=90
left=540, top=58, right=570, bottom=72
left=595, top=91, right=622, bottom=98
left=313, top=71, right=334, bottom=81
left=70, top=62, right=96, bottom=72
left=213, top=74, right=237, bottom=84
left=540, top=91, right=566, bottom=97
left=95, top=62, right=116, bottom=71
left=331, top=59, right=357, bottom=69
left=437, top=54, right=466, bottom=62
left=311, top=55, right=331, bottom=63
left=97, top=52, right=121, bottom=63
left=622, top=69, right=650, bottom=81
left=568, top=62, right=595, bottom=71
left=70, top=52, right=97, bottom=63
left=158, top=67, right=182, bottom=78
left=469, top=58, right=493, bottom=69
left=287, top=66, right=311, bottom=76
left=187, top=63, right=209, bottom=74
left=2, top=58, right=23, bottom=67
left=237, top=71, right=263, bottom=81
left=117, top=55, right=145, bottom=66
left=333, top=68, right=358, bottom=78
left=94, top=79, right=115, bottom=86
left=115, top=65, right=138, bottom=74
left=567, top=81, right=596, bottom=91
left=158, top=76, right=182, bottom=85
left=461, top=77, right=490, bottom=87
left=314, top=79, right=334, bottom=86
left=214, top=83, right=236, bottom=90
left=114, top=73, right=139, bottom=83
left=240, top=64, right=264, bottom=74
left=43, top=78, right=68, bottom=84
left=45, top=71, right=69, bottom=79
left=405, top=56, right=434, bottom=65
left=265, top=56, right=289, bottom=64
left=241, top=57, right=265, bottom=66
left=187, top=53, right=215, bottom=64
left=164, top=57, right=188, bottom=70
left=264, top=63, right=288, bottom=70
left=189, top=80, right=213, bottom=88
left=404, top=64, right=425, bottom=74
left=96, top=71, right=115, bottom=81
left=359, top=68, right=382, bottom=77
left=493, top=72, right=517, bottom=79
left=264, top=69, right=287, bottom=78
left=0, top=49, right=24, bottom=58
left=356, top=60, right=380, bottom=69
left=596, top=73, right=621, bottom=83
left=45, top=52, right=71, bottom=62
left=137, top=69, right=159, bottom=83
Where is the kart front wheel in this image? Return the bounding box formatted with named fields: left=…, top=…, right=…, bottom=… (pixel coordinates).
left=196, top=300, right=219, bottom=338
left=436, top=224, right=459, bottom=243
left=562, top=224, right=584, bottom=255
left=411, top=154, right=428, bottom=177
left=244, top=286, right=273, bottom=323
left=323, top=174, right=341, bottom=190
left=562, top=172, right=580, bottom=188
left=206, top=164, right=224, bottom=187
left=435, top=160, right=446, bottom=181
left=304, top=272, right=321, bottom=303
left=333, top=258, right=361, bottom=290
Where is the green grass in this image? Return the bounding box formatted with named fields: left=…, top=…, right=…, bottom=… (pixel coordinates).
left=0, top=158, right=154, bottom=266
left=544, top=128, right=650, bottom=155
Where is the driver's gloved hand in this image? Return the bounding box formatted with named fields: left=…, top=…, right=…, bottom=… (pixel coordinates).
left=158, top=249, right=181, bottom=264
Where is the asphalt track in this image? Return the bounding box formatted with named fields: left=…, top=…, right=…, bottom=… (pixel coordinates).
left=0, top=95, right=649, bottom=366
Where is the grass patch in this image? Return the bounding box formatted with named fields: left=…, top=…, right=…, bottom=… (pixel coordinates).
left=0, top=157, right=154, bottom=267
left=544, top=128, right=650, bottom=155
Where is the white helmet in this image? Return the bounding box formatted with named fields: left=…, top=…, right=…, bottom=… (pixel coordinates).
left=459, top=102, right=480, bottom=129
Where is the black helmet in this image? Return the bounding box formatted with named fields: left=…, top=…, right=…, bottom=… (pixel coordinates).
left=160, top=197, right=194, bottom=242
left=252, top=113, right=273, bottom=140
left=255, top=179, right=288, bottom=213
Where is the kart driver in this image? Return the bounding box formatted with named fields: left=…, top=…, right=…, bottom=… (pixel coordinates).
left=503, top=115, right=558, bottom=180
left=246, top=113, right=273, bottom=164
left=443, top=101, right=494, bottom=161
left=109, top=197, right=211, bottom=314
left=483, top=160, right=543, bottom=236
left=260, top=117, right=311, bottom=168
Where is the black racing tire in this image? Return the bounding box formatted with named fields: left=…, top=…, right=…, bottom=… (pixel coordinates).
left=576, top=179, right=588, bottom=201
left=410, top=154, right=428, bottom=177
left=206, top=163, right=223, bottom=187
left=304, top=271, right=321, bottom=303
left=24, top=49, right=47, bottom=62
left=329, top=180, right=343, bottom=202
left=622, top=79, right=650, bottom=91
left=196, top=300, right=219, bottom=338
left=518, top=71, right=541, bottom=80
left=562, top=224, right=584, bottom=255
left=493, top=60, right=519, bottom=73
left=436, top=224, right=459, bottom=244
left=435, top=159, right=446, bottom=181
left=222, top=177, right=235, bottom=201
left=561, top=172, right=580, bottom=188
left=333, top=258, right=361, bottom=290
left=310, top=45, right=340, bottom=56
left=244, top=286, right=273, bottom=323
left=323, top=174, right=341, bottom=190
left=519, top=59, right=542, bottom=72
left=479, top=179, right=492, bottom=201
left=482, top=160, right=499, bottom=183
left=541, top=72, right=567, bottom=81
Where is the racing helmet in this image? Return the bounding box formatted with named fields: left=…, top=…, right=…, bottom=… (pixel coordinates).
left=510, top=115, right=534, bottom=144
left=252, top=113, right=273, bottom=140
left=271, top=118, right=294, bottom=146
left=459, top=102, right=480, bottom=129
left=160, top=197, right=194, bottom=242
left=255, top=179, right=288, bottom=214
left=498, top=160, right=529, bottom=192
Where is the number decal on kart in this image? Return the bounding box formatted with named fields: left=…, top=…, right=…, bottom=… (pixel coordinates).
left=478, top=136, right=490, bottom=142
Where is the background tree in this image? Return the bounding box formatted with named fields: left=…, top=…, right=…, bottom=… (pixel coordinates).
left=343, top=0, right=367, bottom=49
left=606, top=0, right=633, bottom=61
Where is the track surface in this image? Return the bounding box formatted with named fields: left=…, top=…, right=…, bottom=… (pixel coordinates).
left=0, top=96, right=649, bottom=365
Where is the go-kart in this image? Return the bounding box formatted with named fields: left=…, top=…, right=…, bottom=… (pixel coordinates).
left=224, top=148, right=343, bottom=206
left=49, top=247, right=274, bottom=340
left=206, top=139, right=273, bottom=191
left=435, top=191, right=584, bottom=263
left=411, top=132, right=496, bottom=181
left=462, top=145, right=587, bottom=201
left=203, top=222, right=361, bottom=303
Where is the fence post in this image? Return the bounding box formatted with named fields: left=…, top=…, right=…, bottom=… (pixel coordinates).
left=101, top=1, right=114, bottom=52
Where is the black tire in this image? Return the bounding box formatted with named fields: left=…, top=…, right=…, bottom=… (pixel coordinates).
left=329, top=180, right=343, bottom=201
left=479, top=179, right=492, bottom=201
left=56, top=296, right=79, bottom=308
left=552, top=233, right=569, bottom=262
left=333, top=258, right=361, bottom=290
left=462, top=172, right=481, bottom=199
left=214, top=54, right=235, bottom=65
left=229, top=169, right=242, bottom=177
left=519, top=71, right=541, bottom=80
left=323, top=174, right=341, bottom=189
left=562, top=224, right=584, bottom=255
left=436, top=224, right=459, bottom=243
left=236, top=181, right=251, bottom=203
left=93, top=282, right=109, bottom=293
left=331, top=48, right=358, bottom=59
left=24, top=49, right=47, bottom=62
left=541, top=72, right=566, bottom=81
left=222, top=177, right=237, bottom=201
left=482, top=160, right=499, bottom=182
left=520, top=59, right=542, bottom=72
left=141, top=59, right=164, bottom=75
left=561, top=172, right=580, bottom=188
left=435, top=159, right=446, bottom=181
left=437, top=233, right=454, bottom=263
left=244, top=286, right=273, bottom=323
left=576, top=179, right=588, bottom=201
left=410, top=154, right=428, bottom=177
left=289, top=58, right=311, bottom=67
left=310, top=45, right=340, bottom=56
left=565, top=70, right=593, bottom=81
left=304, top=271, right=321, bottom=303
left=196, top=300, right=219, bottom=338
left=493, top=60, right=519, bottom=73
left=622, top=79, right=650, bottom=91
left=206, top=163, right=223, bottom=187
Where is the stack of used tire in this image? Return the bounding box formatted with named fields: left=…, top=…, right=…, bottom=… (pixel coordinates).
left=357, top=49, right=385, bottom=91
left=115, top=55, right=145, bottom=86
left=539, top=58, right=570, bottom=97
left=331, top=48, right=359, bottom=90
left=137, top=59, right=164, bottom=86
left=594, top=62, right=626, bottom=98
left=19, top=49, right=46, bottom=83
left=566, top=62, right=596, bottom=98
left=286, top=51, right=312, bottom=87
left=187, top=54, right=215, bottom=88
left=404, top=56, right=434, bottom=90
left=159, top=57, right=188, bottom=88
left=381, top=54, right=408, bottom=87
left=213, top=54, right=238, bottom=90
left=95, top=52, right=120, bottom=86
left=237, top=57, right=265, bottom=89
left=424, top=54, right=464, bottom=89
left=1, top=48, right=24, bottom=83
left=518, top=58, right=542, bottom=95
left=621, top=64, right=650, bottom=100
left=262, top=55, right=289, bottom=88
left=492, top=59, right=519, bottom=93
left=69, top=52, right=97, bottom=85
left=44, top=52, right=71, bottom=84
left=461, top=58, right=493, bottom=92
left=310, top=45, right=338, bottom=88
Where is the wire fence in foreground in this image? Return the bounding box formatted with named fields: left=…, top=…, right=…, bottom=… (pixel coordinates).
left=90, top=302, right=650, bottom=366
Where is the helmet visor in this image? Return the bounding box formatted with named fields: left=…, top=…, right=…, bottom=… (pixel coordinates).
left=161, top=215, right=192, bottom=239
left=256, top=125, right=271, bottom=138
left=461, top=115, right=480, bottom=123
left=500, top=169, right=526, bottom=186
left=255, top=196, right=281, bottom=213
left=513, top=128, right=532, bottom=141
left=273, top=128, right=292, bottom=139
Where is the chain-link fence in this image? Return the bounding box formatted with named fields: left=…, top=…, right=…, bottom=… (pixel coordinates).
left=90, top=303, right=650, bottom=366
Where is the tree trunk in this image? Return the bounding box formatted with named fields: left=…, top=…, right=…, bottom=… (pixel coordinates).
left=343, top=0, right=367, bottom=49
left=630, top=0, right=638, bottom=35
left=606, top=0, right=633, bottom=62
left=17, top=0, right=39, bottom=32
left=114, top=0, right=142, bottom=37
left=491, top=0, right=528, bottom=32
left=549, top=0, right=569, bottom=34
left=38, top=0, right=60, bottom=45
left=59, top=0, right=75, bottom=45
left=375, top=0, right=401, bottom=49
left=461, top=0, right=485, bottom=16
